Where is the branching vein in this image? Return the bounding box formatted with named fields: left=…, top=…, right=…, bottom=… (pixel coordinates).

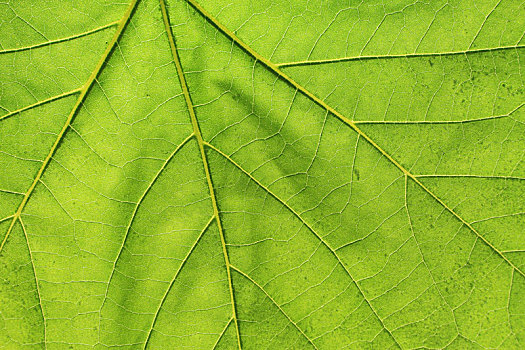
left=143, top=215, right=215, bottom=348
left=204, top=141, right=402, bottom=348
left=0, top=88, right=81, bottom=122
left=230, top=264, right=319, bottom=349
left=184, top=0, right=525, bottom=280
left=159, top=0, right=242, bottom=348
left=100, top=132, right=195, bottom=322
left=0, top=0, right=139, bottom=255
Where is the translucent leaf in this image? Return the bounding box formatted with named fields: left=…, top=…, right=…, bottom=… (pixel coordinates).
left=1, top=0, right=524, bottom=348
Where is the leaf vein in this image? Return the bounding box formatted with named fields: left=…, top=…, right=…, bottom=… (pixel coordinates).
left=99, top=132, right=195, bottom=319
left=185, top=0, right=525, bottom=280
left=0, top=21, right=119, bottom=54
left=0, top=88, right=81, bottom=122
left=0, top=0, right=139, bottom=256
left=143, top=215, right=215, bottom=348
left=230, top=264, right=319, bottom=350
left=276, top=44, right=525, bottom=68
left=204, top=141, right=402, bottom=348
left=159, top=0, right=242, bottom=348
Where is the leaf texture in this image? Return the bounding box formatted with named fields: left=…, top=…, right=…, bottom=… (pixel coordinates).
left=1, top=0, right=524, bottom=349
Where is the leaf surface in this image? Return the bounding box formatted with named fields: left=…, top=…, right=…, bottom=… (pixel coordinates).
left=1, top=0, right=524, bottom=348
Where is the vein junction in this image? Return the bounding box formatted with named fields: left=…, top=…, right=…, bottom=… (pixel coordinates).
left=181, top=0, right=525, bottom=280
left=0, top=0, right=523, bottom=348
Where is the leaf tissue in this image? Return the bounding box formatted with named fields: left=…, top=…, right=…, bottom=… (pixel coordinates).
left=1, top=0, right=524, bottom=348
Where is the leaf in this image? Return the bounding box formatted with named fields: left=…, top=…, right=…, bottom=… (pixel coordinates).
left=1, top=0, right=524, bottom=348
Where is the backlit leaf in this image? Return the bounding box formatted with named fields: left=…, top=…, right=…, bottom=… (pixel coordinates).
left=1, top=0, right=524, bottom=348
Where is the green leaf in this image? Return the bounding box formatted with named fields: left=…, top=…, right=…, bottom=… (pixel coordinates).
left=1, top=0, right=524, bottom=348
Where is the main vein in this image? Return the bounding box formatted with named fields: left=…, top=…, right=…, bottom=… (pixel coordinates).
left=184, top=0, right=525, bottom=280
left=159, top=0, right=242, bottom=348
left=0, top=0, right=139, bottom=255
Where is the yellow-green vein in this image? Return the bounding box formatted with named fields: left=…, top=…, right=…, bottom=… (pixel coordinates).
left=204, top=141, right=402, bottom=348
left=230, top=264, right=319, bottom=350
left=414, top=174, right=525, bottom=181
left=0, top=88, right=81, bottom=122
left=212, top=317, right=234, bottom=350
left=19, top=217, right=46, bottom=347
left=159, top=0, right=242, bottom=348
left=184, top=0, right=525, bottom=280
left=100, top=132, right=194, bottom=315
left=404, top=175, right=460, bottom=334
left=0, top=215, right=14, bottom=224
left=0, top=0, right=140, bottom=255
left=353, top=102, right=524, bottom=125
left=0, top=21, right=119, bottom=54
left=275, top=44, right=525, bottom=68
left=144, top=215, right=215, bottom=348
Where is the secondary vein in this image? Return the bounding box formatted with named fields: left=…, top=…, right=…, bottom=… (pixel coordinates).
left=204, top=141, right=401, bottom=348
left=212, top=317, right=234, bottom=350
left=100, top=132, right=195, bottom=320
left=0, top=21, right=119, bottom=54
left=19, top=217, right=47, bottom=346
left=143, top=215, right=215, bottom=348
left=0, top=88, right=82, bottom=122
left=276, top=44, right=525, bottom=68
left=230, top=264, right=319, bottom=349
